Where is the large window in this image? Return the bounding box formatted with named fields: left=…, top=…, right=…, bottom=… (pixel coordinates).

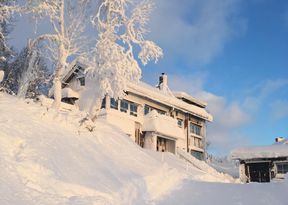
left=277, top=163, right=288, bottom=174
left=190, top=123, right=201, bottom=136
left=110, top=98, right=118, bottom=110
left=191, top=150, right=204, bottom=161
left=144, top=104, right=166, bottom=115
left=130, top=103, right=138, bottom=117
left=120, top=100, right=129, bottom=113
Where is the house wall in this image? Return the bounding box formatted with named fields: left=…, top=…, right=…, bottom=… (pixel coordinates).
left=239, top=158, right=288, bottom=183
left=102, top=93, right=206, bottom=155
left=98, top=109, right=142, bottom=142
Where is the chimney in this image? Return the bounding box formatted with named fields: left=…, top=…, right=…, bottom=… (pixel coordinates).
left=275, top=137, right=285, bottom=143
left=158, top=73, right=168, bottom=90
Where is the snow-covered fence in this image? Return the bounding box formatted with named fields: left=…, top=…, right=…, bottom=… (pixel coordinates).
left=176, top=148, right=236, bottom=183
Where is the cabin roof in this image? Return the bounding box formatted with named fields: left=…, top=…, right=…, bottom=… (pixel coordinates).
left=231, top=141, right=288, bottom=160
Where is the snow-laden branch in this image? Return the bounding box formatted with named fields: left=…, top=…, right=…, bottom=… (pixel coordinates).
left=0, top=2, right=20, bottom=56
left=23, top=0, right=92, bottom=108
left=86, top=0, right=163, bottom=103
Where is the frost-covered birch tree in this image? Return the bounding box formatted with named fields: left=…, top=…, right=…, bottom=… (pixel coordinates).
left=0, top=0, right=18, bottom=64
left=85, top=0, right=162, bottom=109
left=24, top=0, right=91, bottom=108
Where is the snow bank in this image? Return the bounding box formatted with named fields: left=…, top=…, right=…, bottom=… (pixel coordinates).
left=1, top=93, right=287, bottom=205
left=177, top=148, right=236, bottom=183
left=0, top=93, right=222, bottom=205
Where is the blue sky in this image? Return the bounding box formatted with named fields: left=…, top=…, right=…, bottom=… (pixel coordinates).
left=141, top=0, right=288, bottom=154
left=8, top=0, right=288, bottom=155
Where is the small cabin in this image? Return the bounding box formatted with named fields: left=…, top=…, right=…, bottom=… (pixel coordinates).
left=231, top=137, right=288, bottom=183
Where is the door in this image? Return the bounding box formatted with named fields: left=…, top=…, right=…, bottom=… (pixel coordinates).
left=248, top=162, right=271, bottom=182
left=135, top=122, right=144, bottom=148
left=157, top=137, right=167, bottom=152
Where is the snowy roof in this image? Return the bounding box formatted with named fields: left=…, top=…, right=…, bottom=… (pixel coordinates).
left=127, top=82, right=213, bottom=122
left=173, top=91, right=207, bottom=108
left=231, top=143, right=288, bottom=160
left=61, top=62, right=213, bottom=122
left=61, top=87, right=79, bottom=99
left=142, top=110, right=185, bottom=140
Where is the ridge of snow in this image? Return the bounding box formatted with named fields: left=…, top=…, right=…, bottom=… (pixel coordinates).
left=0, top=93, right=226, bottom=205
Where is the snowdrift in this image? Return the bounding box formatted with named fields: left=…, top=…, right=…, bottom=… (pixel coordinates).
left=1, top=93, right=287, bottom=205
left=0, top=93, right=230, bottom=205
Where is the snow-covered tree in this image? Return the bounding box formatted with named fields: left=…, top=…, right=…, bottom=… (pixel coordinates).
left=17, top=42, right=51, bottom=98
left=24, top=0, right=91, bottom=108
left=0, top=0, right=18, bottom=67
left=2, top=44, right=50, bottom=97
left=85, top=0, right=162, bottom=109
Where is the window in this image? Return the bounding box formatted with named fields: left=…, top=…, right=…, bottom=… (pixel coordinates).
left=191, top=150, right=204, bottom=161
left=144, top=104, right=166, bottom=115
left=78, top=77, right=85, bottom=86
left=277, top=163, right=288, bottom=174
left=101, top=97, right=106, bottom=109
left=120, top=100, right=128, bottom=113
left=177, top=119, right=183, bottom=128
left=110, top=98, right=118, bottom=110
left=193, top=137, right=203, bottom=148
left=190, top=123, right=201, bottom=136
left=144, top=105, right=150, bottom=115
left=130, top=103, right=138, bottom=117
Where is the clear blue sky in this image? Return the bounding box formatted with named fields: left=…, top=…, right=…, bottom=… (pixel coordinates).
left=9, top=0, right=288, bottom=155
left=141, top=0, right=288, bottom=154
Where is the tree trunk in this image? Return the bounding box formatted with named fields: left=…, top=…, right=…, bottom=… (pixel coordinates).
left=52, top=0, right=66, bottom=110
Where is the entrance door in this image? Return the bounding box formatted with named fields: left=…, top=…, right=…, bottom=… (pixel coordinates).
left=157, top=137, right=167, bottom=152
left=248, top=162, right=270, bottom=182
left=135, top=123, right=144, bottom=148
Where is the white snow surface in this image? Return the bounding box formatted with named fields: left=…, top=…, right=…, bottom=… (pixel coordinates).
left=0, top=93, right=287, bottom=205
left=231, top=144, right=288, bottom=160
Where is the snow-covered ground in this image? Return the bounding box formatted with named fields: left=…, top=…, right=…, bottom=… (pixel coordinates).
left=0, top=93, right=287, bottom=205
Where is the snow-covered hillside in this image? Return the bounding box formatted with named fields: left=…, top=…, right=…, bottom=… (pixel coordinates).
left=0, top=93, right=287, bottom=205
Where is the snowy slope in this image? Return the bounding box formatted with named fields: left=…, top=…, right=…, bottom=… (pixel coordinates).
left=0, top=93, right=227, bottom=205
left=0, top=93, right=287, bottom=205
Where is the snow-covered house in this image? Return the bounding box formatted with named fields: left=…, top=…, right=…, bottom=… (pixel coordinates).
left=231, top=137, right=288, bottom=183
left=58, top=62, right=213, bottom=160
